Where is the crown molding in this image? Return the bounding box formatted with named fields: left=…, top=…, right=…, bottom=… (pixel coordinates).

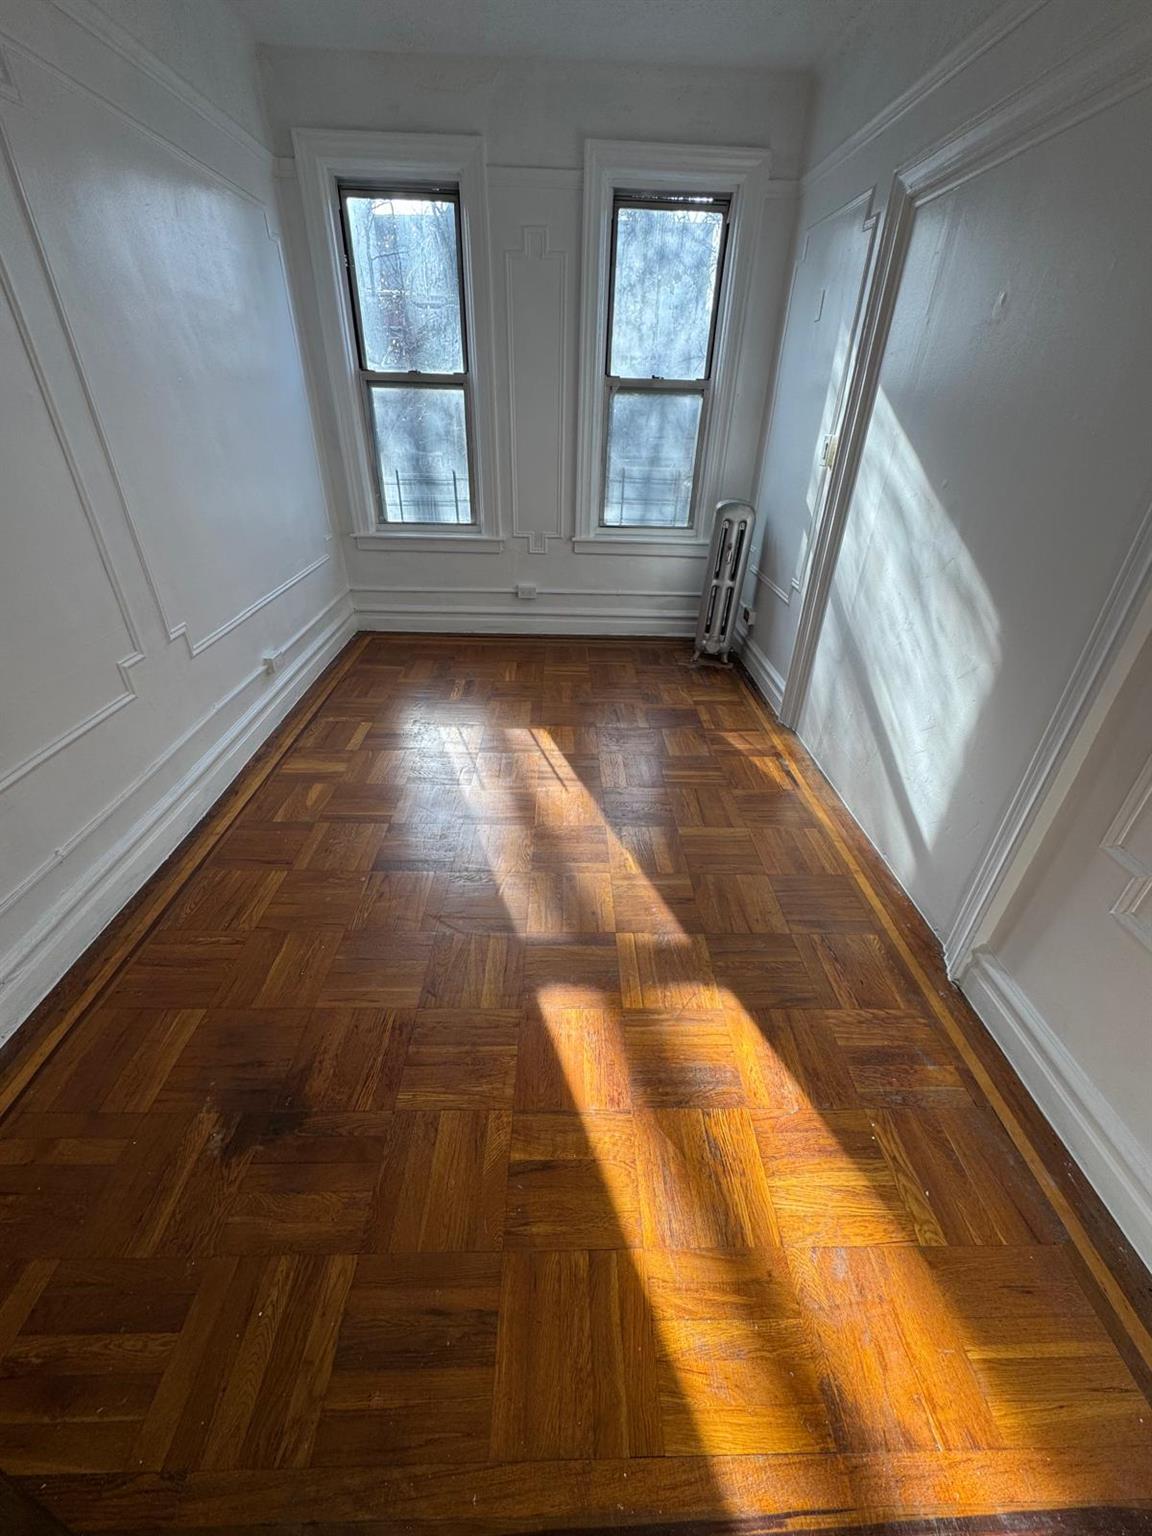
left=39, top=0, right=273, bottom=164
left=802, top=0, right=1050, bottom=187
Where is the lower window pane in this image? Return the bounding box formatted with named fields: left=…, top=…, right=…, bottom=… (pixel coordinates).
left=603, top=390, right=702, bottom=528
left=370, top=385, right=473, bottom=525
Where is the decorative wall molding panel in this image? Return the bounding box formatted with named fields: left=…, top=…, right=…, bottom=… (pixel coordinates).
left=0, top=659, right=141, bottom=800
left=0, top=127, right=142, bottom=650
left=945, top=501, right=1152, bottom=976
left=777, top=16, right=1152, bottom=969
left=180, top=553, right=333, bottom=658
left=505, top=225, right=569, bottom=552
left=1, top=48, right=333, bottom=658
left=963, top=948, right=1152, bottom=1269
left=0, top=183, right=144, bottom=794
left=0, top=601, right=355, bottom=1042
left=0, top=589, right=350, bottom=936
left=1102, top=751, right=1152, bottom=953
left=751, top=566, right=794, bottom=606
left=0, top=0, right=345, bottom=1043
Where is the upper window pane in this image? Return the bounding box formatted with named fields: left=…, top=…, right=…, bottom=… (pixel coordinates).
left=608, top=200, right=725, bottom=381
left=343, top=191, right=464, bottom=375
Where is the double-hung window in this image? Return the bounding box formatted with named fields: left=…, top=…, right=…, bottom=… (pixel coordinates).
left=603, top=192, right=730, bottom=529
left=339, top=185, right=475, bottom=525
left=576, top=141, right=768, bottom=551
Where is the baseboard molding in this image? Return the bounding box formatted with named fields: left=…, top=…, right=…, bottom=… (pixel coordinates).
left=963, top=947, right=1152, bottom=1270
left=737, top=628, right=786, bottom=714
left=354, top=602, right=696, bottom=637
left=0, top=602, right=356, bottom=1044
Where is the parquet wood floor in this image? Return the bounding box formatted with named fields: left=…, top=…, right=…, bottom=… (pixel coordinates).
left=0, top=635, right=1150, bottom=1535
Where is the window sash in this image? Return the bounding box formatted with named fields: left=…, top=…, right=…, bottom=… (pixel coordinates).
left=602, top=386, right=705, bottom=529
left=338, top=183, right=478, bottom=526
left=605, top=192, right=731, bottom=385
left=600, top=191, right=730, bottom=529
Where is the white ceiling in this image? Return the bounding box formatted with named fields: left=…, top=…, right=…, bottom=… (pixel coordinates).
left=227, top=0, right=895, bottom=69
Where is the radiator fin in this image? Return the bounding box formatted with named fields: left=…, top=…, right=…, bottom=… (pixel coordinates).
left=693, top=500, right=757, bottom=662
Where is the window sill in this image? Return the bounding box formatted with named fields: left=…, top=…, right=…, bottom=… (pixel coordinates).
left=352, top=532, right=505, bottom=554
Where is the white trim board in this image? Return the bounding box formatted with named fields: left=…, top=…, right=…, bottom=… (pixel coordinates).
left=0, top=602, right=356, bottom=1043
left=963, top=948, right=1152, bottom=1271
left=751, top=567, right=800, bottom=606
left=768, top=190, right=879, bottom=730
left=737, top=627, right=786, bottom=715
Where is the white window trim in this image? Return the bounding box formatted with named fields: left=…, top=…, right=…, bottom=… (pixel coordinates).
left=293, top=128, right=503, bottom=552
left=574, top=139, right=771, bottom=557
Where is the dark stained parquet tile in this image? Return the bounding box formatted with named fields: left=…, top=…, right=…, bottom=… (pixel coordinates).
left=0, top=636, right=1149, bottom=1534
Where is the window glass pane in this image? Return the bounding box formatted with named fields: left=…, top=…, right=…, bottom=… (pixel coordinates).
left=603, top=390, right=702, bottom=528
left=370, top=385, right=472, bottom=524
left=609, top=203, right=724, bottom=380
left=345, top=193, right=464, bottom=374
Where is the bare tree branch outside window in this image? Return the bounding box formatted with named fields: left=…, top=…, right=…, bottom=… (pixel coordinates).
left=342, top=189, right=474, bottom=524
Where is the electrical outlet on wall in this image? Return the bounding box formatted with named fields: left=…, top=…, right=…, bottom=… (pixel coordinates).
left=516, top=583, right=538, bottom=600
left=742, top=605, right=755, bottom=628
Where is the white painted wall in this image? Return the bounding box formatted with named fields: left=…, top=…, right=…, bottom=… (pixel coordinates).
left=79, top=0, right=270, bottom=144
left=748, top=0, right=1152, bottom=935
left=968, top=618, right=1152, bottom=1266
left=262, top=48, right=810, bottom=634
left=802, top=77, right=1152, bottom=935
left=743, top=0, right=1152, bottom=1260
left=0, top=0, right=349, bottom=1039
left=807, top=0, right=1023, bottom=169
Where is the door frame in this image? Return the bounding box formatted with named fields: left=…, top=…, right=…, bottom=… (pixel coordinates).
left=777, top=189, right=882, bottom=728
